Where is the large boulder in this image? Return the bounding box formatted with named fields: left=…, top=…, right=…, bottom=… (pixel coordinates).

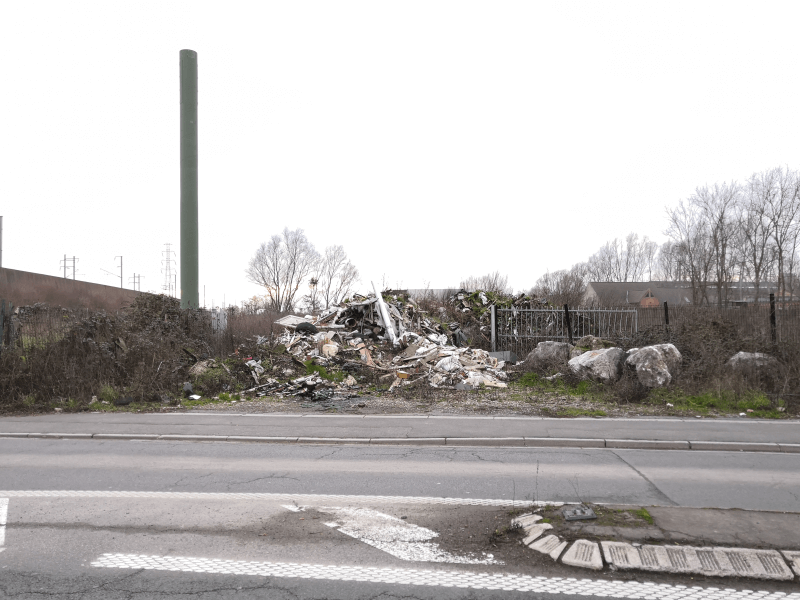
left=625, top=344, right=682, bottom=388
left=726, top=352, right=779, bottom=381
left=568, top=347, right=626, bottom=382
left=570, top=335, right=613, bottom=358
left=525, top=341, right=573, bottom=365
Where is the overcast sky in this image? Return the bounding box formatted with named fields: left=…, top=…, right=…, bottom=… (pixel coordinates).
left=2, top=1, right=799, bottom=308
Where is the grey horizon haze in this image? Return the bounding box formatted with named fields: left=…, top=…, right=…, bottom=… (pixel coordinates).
left=1, top=2, right=799, bottom=307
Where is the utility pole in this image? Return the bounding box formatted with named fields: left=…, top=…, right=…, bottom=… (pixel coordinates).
left=115, top=256, right=123, bottom=288
left=60, top=255, right=78, bottom=279
left=129, top=273, right=143, bottom=291
left=162, top=242, right=177, bottom=296
left=180, top=49, right=199, bottom=308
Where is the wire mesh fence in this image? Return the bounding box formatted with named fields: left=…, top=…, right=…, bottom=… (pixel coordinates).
left=494, top=300, right=800, bottom=357
left=495, top=307, right=638, bottom=357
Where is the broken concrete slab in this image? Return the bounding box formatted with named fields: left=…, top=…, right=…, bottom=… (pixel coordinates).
left=511, top=513, right=542, bottom=528
left=530, top=534, right=567, bottom=560
left=601, top=541, right=794, bottom=581
left=781, top=550, right=800, bottom=577
left=561, top=540, right=603, bottom=570
left=522, top=523, right=553, bottom=546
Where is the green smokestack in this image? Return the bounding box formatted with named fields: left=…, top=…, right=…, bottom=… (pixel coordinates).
left=180, top=49, right=199, bottom=309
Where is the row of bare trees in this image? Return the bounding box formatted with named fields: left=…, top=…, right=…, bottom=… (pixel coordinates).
left=245, top=228, right=359, bottom=313
left=531, top=166, right=800, bottom=307
left=663, top=167, right=800, bottom=305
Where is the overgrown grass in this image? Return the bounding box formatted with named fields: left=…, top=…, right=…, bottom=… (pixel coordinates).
left=648, top=388, right=786, bottom=417
left=517, top=372, right=592, bottom=397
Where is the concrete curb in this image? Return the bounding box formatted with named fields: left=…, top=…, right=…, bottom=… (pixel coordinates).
left=1, top=432, right=798, bottom=453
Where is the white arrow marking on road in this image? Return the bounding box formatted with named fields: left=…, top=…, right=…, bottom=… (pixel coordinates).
left=282, top=505, right=499, bottom=565
left=0, top=498, right=8, bottom=552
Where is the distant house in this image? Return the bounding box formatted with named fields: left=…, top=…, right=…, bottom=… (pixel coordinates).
left=584, top=281, right=782, bottom=307
left=584, top=282, right=694, bottom=307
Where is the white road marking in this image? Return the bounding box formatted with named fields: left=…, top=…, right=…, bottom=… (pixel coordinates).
left=284, top=506, right=498, bottom=565
left=0, top=490, right=550, bottom=507
left=91, top=553, right=800, bottom=599
left=0, top=498, right=7, bottom=552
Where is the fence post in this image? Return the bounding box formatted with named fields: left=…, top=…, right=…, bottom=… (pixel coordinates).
left=564, top=304, right=574, bottom=345
left=663, top=301, right=669, bottom=338
left=490, top=305, right=497, bottom=352
left=769, top=293, right=777, bottom=344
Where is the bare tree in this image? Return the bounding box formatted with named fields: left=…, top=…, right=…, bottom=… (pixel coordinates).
left=530, top=263, right=587, bottom=306
left=245, top=228, right=321, bottom=312
left=586, top=233, right=658, bottom=282
left=691, top=182, right=741, bottom=306
left=759, top=167, right=800, bottom=303
left=665, top=200, right=715, bottom=304
left=459, top=271, right=511, bottom=294
left=317, top=245, right=360, bottom=309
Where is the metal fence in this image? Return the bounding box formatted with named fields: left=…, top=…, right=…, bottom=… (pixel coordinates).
left=491, top=295, right=800, bottom=357
left=492, top=306, right=638, bottom=357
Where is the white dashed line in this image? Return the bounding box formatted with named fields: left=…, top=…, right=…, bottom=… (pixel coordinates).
left=0, top=490, right=551, bottom=507
left=91, top=553, right=800, bottom=599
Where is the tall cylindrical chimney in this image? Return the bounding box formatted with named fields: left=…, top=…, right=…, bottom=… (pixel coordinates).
left=180, top=49, right=199, bottom=309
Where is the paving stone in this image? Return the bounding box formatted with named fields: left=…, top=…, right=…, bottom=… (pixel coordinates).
left=561, top=540, right=603, bottom=570
left=522, top=523, right=553, bottom=546
left=781, top=550, right=800, bottom=576
left=530, top=534, right=567, bottom=561
left=601, top=542, right=794, bottom=581
left=549, top=540, right=568, bottom=561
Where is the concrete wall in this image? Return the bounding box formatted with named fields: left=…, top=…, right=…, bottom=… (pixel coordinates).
left=0, top=267, right=144, bottom=311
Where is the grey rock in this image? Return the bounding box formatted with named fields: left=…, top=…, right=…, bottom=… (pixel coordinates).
left=568, top=348, right=626, bottom=382
left=726, top=351, right=779, bottom=373
left=525, top=341, right=572, bottom=365
left=625, top=344, right=682, bottom=388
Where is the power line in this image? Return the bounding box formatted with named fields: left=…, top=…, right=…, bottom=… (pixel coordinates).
left=60, top=255, right=79, bottom=280
left=162, top=243, right=177, bottom=297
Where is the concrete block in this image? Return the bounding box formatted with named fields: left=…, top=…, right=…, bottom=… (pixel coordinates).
left=226, top=436, right=298, bottom=444
left=524, top=437, right=605, bottom=448
left=690, top=441, right=781, bottom=453
left=522, top=523, right=553, bottom=546
left=561, top=540, right=603, bottom=570
left=605, top=439, right=690, bottom=450
left=445, top=437, right=525, bottom=447
left=781, top=550, right=800, bottom=577
left=92, top=434, right=160, bottom=441
left=602, top=542, right=795, bottom=580
left=369, top=438, right=447, bottom=446
left=296, top=437, right=370, bottom=445
left=489, top=351, right=517, bottom=364
left=530, top=534, right=567, bottom=561
left=779, top=444, right=800, bottom=454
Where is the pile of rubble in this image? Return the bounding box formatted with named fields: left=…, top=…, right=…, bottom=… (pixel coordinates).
left=262, top=288, right=510, bottom=395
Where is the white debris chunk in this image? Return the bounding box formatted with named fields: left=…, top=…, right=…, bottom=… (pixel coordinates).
left=530, top=535, right=567, bottom=560
left=511, top=513, right=542, bottom=528
left=522, top=523, right=553, bottom=546
left=561, top=540, right=603, bottom=570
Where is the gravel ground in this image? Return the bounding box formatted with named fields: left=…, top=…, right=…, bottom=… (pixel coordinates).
left=186, top=386, right=722, bottom=418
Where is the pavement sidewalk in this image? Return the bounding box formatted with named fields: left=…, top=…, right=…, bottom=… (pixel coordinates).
left=1, top=412, right=799, bottom=452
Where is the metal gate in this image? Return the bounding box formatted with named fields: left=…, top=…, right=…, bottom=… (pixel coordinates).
left=491, top=306, right=638, bottom=357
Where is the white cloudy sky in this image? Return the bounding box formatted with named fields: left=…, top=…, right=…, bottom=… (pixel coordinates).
left=2, top=1, right=799, bottom=307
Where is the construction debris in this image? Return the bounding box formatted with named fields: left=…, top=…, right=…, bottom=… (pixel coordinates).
left=268, top=289, right=511, bottom=394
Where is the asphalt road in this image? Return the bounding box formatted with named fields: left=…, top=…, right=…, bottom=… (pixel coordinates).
left=2, top=437, right=799, bottom=599
left=3, top=412, right=800, bottom=444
